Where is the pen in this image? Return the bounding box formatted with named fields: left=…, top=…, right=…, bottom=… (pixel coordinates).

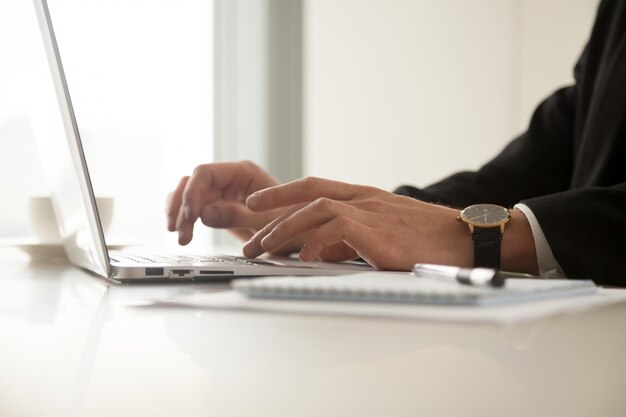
left=412, top=263, right=505, bottom=287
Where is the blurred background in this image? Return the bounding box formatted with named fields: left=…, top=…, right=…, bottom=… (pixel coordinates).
left=0, top=0, right=597, bottom=248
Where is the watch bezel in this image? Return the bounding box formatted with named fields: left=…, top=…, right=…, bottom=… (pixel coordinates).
left=459, top=204, right=511, bottom=228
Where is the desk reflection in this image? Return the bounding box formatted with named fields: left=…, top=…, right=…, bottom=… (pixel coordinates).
left=1, top=251, right=625, bottom=417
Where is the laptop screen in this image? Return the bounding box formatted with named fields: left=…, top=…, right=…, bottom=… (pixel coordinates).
left=32, top=0, right=110, bottom=276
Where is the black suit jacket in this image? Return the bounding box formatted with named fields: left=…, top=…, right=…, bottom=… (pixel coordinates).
left=395, top=0, right=626, bottom=285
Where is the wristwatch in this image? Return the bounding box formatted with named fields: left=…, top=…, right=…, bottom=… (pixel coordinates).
left=458, top=204, right=510, bottom=269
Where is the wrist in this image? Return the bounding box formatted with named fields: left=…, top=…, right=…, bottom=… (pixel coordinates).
left=501, top=209, right=538, bottom=274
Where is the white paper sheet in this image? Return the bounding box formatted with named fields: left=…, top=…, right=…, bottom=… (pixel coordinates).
left=152, top=287, right=626, bottom=325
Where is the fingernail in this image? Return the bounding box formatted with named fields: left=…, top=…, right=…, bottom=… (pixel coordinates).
left=247, top=193, right=260, bottom=210
left=242, top=240, right=252, bottom=254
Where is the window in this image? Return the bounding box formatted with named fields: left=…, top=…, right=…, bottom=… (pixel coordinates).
left=0, top=0, right=213, bottom=246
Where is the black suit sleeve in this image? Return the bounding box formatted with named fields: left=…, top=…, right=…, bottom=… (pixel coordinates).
left=395, top=73, right=580, bottom=209
left=520, top=184, right=626, bottom=282
left=395, top=37, right=626, bottom=283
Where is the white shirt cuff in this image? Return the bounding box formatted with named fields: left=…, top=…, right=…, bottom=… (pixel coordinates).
left=513, top=203, right=565, bottom=277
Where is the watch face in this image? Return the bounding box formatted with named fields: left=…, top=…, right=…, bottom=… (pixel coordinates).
left=460, top=204, right=510, bottom=227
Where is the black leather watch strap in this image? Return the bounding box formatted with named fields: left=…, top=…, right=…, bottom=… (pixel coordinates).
left=472, top=228, right=502, bottom=268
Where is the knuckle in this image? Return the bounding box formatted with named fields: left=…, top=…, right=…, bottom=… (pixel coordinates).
left=396, top=195, right=415, bottom=204
left=356, top=185, right=381, bottom=196
left=335, top=215, right=353, bottom=229
left=240, top=160, right=258, bottom=170
left=300, top=176, right=320, bottom=187
left=313, top=197, right=333, bottom=210
left=191, top=164, right=209, bottom=177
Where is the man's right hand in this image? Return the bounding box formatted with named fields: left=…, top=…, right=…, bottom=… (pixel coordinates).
left=166, top=161, right=286, bottom=246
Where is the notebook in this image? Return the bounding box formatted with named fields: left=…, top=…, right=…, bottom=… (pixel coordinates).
left=232, top=273, right=598, bottom=306
left=32, top=0, right=372, bottom=282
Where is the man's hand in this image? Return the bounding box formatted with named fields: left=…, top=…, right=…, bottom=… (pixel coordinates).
left=166, top=161, right=292, bottom=248
left=167, top=167, right=538, bottom=273
left=241, top=177, right=474, bottom=271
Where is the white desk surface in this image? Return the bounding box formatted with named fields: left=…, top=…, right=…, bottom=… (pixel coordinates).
left=1, top=247, right=625, bottom=417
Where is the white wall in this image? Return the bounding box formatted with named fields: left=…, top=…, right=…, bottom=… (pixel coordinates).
left=516, top=0, right=599, bottom=132
left=304, top=0, right=598, bottom=191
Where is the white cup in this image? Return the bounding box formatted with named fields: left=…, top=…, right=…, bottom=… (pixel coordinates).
left=28, top=196, right=114, bottom=244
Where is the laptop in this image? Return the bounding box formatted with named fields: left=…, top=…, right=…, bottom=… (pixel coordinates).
left=32, top=0, right=371, bottom=283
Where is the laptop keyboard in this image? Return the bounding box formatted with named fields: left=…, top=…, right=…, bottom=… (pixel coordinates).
left=110, top=253, right=278, bottom=267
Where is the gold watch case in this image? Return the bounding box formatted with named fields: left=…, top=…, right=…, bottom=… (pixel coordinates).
left=458, top=204, right=511, bottom=233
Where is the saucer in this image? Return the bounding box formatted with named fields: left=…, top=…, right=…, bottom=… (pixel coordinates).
left=0, top=237, right=133, bottom=261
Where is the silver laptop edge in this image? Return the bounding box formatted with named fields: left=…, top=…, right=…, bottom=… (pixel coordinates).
left=33, top=0, right=111, bottom=278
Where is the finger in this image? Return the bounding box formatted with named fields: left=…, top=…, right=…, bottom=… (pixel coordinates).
left=247, top=177, right=374, bottom=212
left=199, top=203, right=270, bottom=242
left=200, top=202, right=258, bottom=230
left=242, top=205, right=303, bottom=258
left=298, top=216, right=380, bottom=266
left=259, top=198, right=374, bottom=254
left=317, top=242, right=359, bottom=263
left=175, top=204, right=195, bottom=245
left=182, top=161, right=270, bottom=224
left=166, top=176, right=189, bottom=232
left=177, top=200, right=260, bottom=246
left=265, top=238, right=306, bottom=257
left=181, top=163, right=236, bottom=224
